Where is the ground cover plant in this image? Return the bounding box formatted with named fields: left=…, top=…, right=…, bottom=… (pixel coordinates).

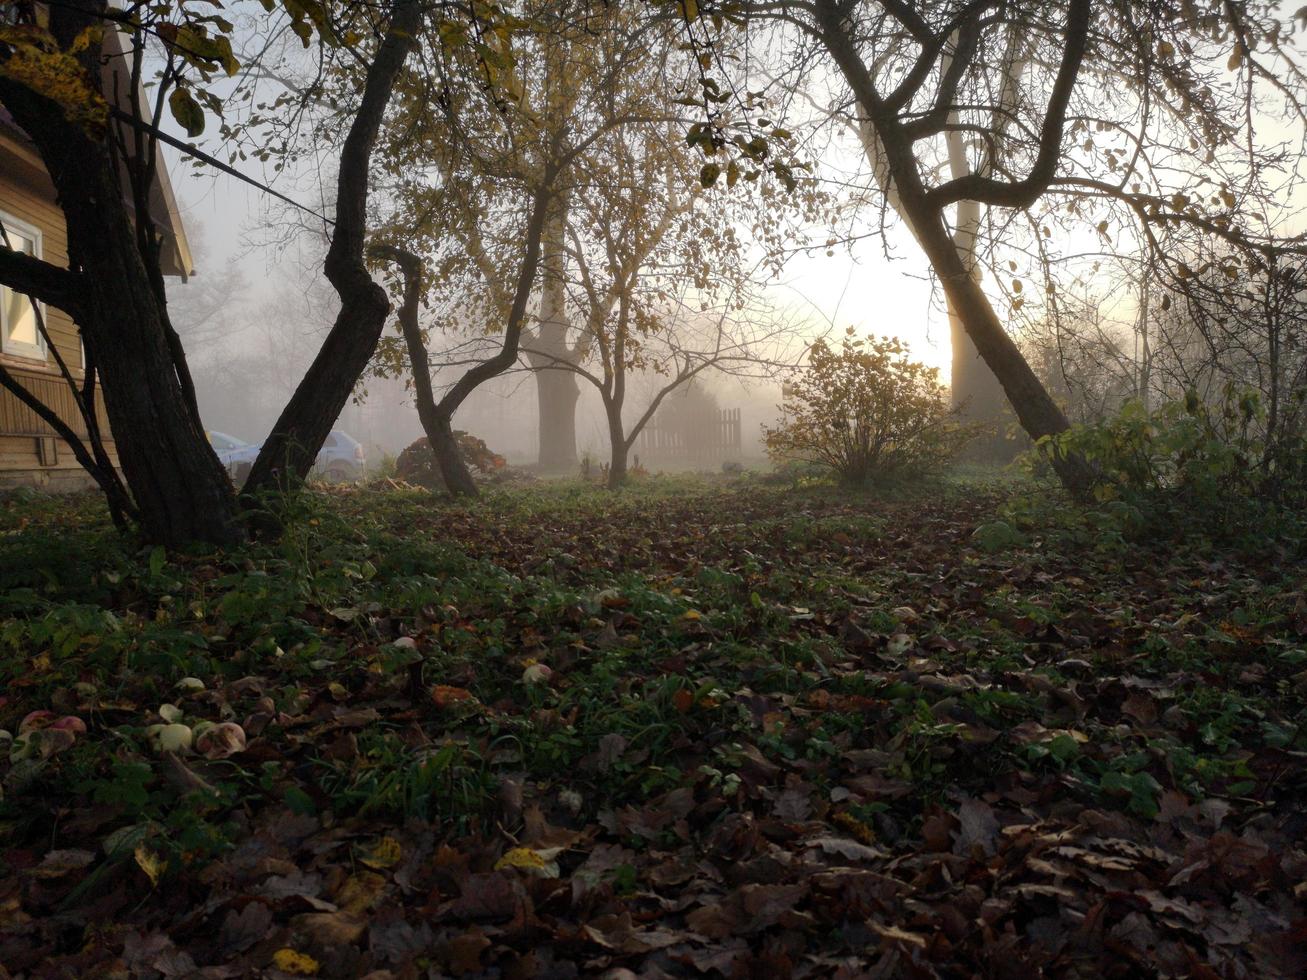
left=0, top=475, right=1304, bottom=978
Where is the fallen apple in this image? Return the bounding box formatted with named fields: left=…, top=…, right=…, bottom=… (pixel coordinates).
left=195, top=722, right=246, bottom=760
left=522, top=663, right=553, bottom=685
left=18, top=711, right=54, bottom=735
left=146, top=723, right=193, bottom=754
left=157, top=703, right=184, bottom=724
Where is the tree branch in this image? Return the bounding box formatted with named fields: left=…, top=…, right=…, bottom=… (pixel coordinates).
left=0, top=244, right=84, bottom=318
left=922, top=0, right=1090, bottom=210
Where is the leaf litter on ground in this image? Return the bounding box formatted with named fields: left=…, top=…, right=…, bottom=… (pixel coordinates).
left=0, top=475, right=1304, bottom=977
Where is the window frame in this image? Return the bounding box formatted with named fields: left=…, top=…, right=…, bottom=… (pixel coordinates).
left=0, top=210, right=47, bottom=362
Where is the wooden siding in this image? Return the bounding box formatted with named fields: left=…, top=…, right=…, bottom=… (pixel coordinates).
left=0, top=136, right=115, bottom=485
left=0, top=366, right=111, bottom=439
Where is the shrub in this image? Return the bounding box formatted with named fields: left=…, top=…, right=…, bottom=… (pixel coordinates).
left=764, top=332, right=974, bottom=485
left=372, top=451, right=399, bottom=481
left=1033, top=387, right=1307, bottom=532
left=394, top=433, right=505, bottom=489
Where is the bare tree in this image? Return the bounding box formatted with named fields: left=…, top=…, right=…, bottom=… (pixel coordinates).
left=678, top=0, right=1307, bottom=494
left=368, top=1, right=735, bottom=492
left=519, top=110, right=800, bottom=486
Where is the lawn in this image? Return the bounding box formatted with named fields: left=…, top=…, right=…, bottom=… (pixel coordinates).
left=0, top=474, right=1304, bottom=978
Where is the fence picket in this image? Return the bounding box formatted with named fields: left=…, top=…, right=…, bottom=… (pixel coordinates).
left=638, top=407, right=741, bottom=460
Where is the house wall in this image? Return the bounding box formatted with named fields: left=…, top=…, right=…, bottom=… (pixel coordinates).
left=0, top=131, right=116, bottom=491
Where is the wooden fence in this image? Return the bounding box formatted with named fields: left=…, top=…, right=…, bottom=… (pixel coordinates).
left=638, top=407, right=741, bottom=460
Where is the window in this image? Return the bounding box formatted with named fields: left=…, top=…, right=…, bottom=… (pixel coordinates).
left=1, top=214, right=45, bottom=361
left=2, top=3, right=48, bottom=29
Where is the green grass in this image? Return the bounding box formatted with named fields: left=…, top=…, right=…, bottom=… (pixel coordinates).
left=0, top=472, right=1303, bottom=973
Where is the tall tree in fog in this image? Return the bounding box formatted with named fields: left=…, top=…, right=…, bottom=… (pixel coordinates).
left=678, top=0, right=1307, bottom=492
left=520, top=108, right=803, bottom=487
left=515, top=3, right=800, bottom=479
left=369, top=1, right=727, bottom=489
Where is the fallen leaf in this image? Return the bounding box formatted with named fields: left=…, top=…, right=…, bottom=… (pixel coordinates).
left=218, top=901, right=273, bottom=956
left=27, top=848, right=95, bottom=878
left=291, top=910, right=366, bottom=947
left=953, top=798, right=1000, bottom=857
left=134, top=844, right=167, bottom=886
left=359, top=836, right=402, bottom=870
left=431, top=685, right=475, bottom=708
left=805, top=836, right=888, bottom=863
left=272, top=947, right=320, bottom=975
left=494, top=846, right=559, bottom=878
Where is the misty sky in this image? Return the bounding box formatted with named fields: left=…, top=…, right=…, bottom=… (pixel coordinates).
left=160, top=10, right=953, bottom=379
left=166, top=149, right=949, bottom=374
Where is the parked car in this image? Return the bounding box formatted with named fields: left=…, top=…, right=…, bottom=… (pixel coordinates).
left=218, top=430, right=366, bottom=485
left=316, top=430, right=367, bottom=482
left=217, top=441, right=260, bottom=485
left=207, top=431, right=247, bottom=455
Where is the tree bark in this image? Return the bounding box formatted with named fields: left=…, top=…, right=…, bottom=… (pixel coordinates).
left=534, top=364, right=581, bottom=470
left=428, top=413, right=478, bottom=496
left=372, top=245, right=478, bottom=496
left=604, top=396, right=627, bottom=489
left=0, top=0, right=244, bottom=547
left=908, top=203, right=1093, bottom=491
left=243, top=0, right=419, bottom=499
left=64, top=165, right=243, bottom=543
left=526, top=200, right=579, bottom=470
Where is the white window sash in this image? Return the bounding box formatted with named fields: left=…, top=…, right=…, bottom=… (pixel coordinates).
left=0, top=210, right=47, bottom=362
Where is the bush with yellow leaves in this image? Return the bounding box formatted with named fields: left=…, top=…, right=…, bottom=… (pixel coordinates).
left=765, top=332, right=975, bottom=485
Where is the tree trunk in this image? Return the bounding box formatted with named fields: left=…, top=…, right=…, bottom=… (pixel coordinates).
left=428, top=413, right=478, bottom=496
left=909, top=204, right=1094, bottom=493
left=66, top=176, right=244, bottom=544
left=374, top=244, right=481, bottom=497
left=947, top=200, right=1009, bottom=458
left=535, top=363, right=581, bottom=470
left=950, top=309, right=1007, bottom=420
left=605, top=399, right=627, bottom=489
left=527, top=201, right=579, bottom=470
left=64, top=178, right=242, bottom=545
left=244, top=0, right=418, bottom=498
left=0, top=3, right=244, bottom=547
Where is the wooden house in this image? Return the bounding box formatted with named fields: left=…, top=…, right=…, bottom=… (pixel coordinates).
left=0, top=56, right=194, bottom=489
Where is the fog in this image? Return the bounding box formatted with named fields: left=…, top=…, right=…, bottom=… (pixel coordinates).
left=170, top=225, right=787, bottom=469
